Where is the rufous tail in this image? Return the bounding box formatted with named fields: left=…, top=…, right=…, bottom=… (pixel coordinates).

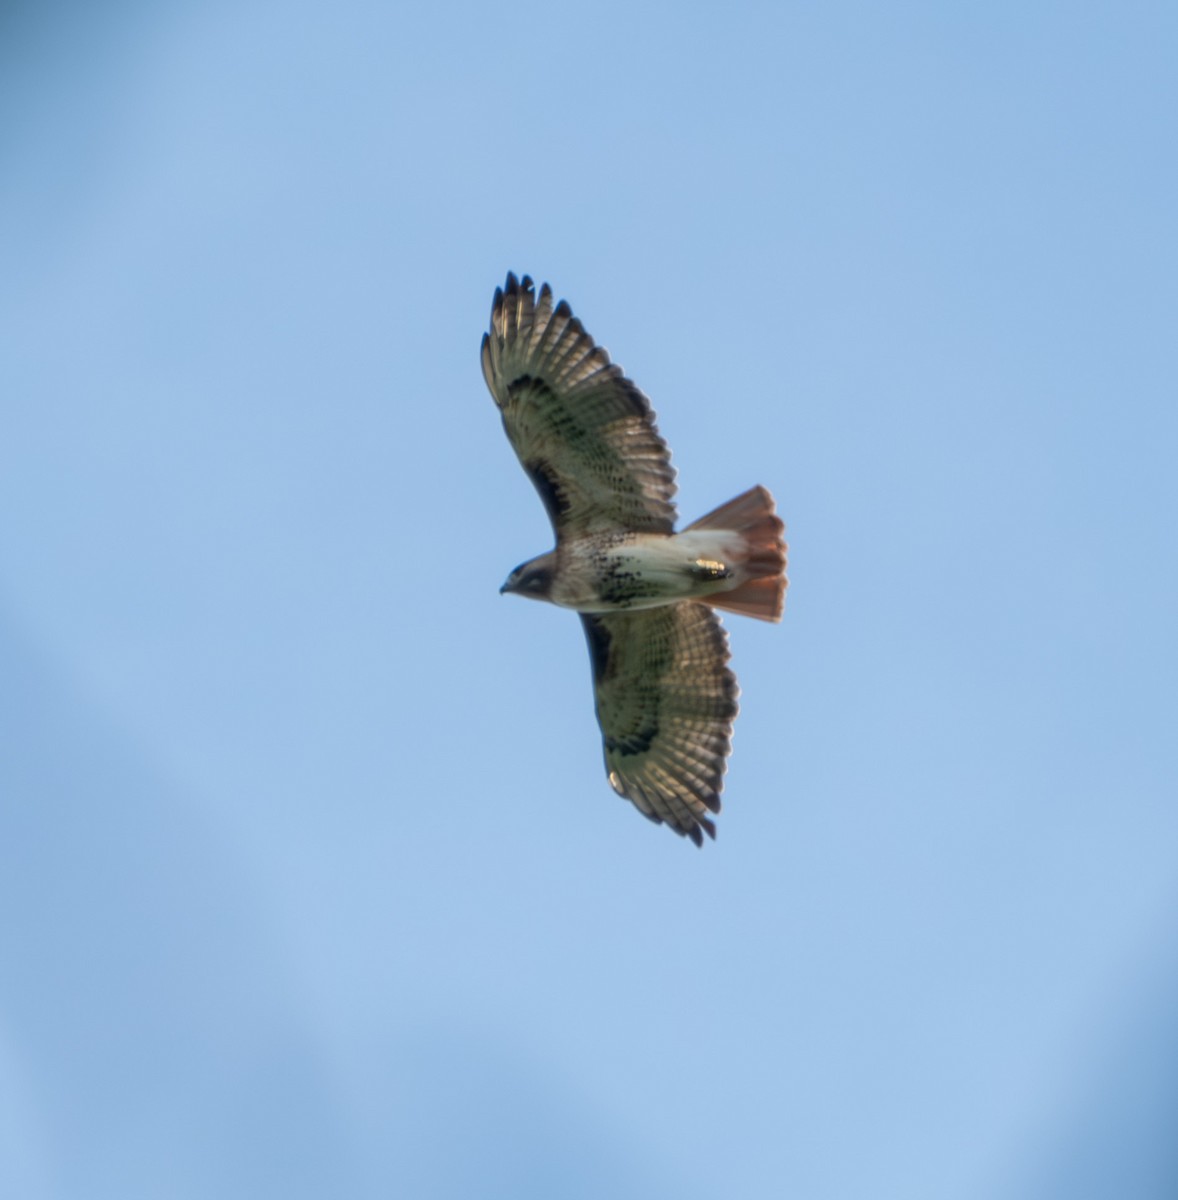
left=687, top=485, right=788, bottom=622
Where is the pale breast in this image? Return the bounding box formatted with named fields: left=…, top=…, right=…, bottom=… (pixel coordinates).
left=551, top=531, right=743, bottom=613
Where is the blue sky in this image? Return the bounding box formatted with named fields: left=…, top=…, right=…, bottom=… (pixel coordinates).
left=2, top=1, right=1176, bottom=1196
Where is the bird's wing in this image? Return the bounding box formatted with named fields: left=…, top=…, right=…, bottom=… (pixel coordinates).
left=580, top=604, right=739, bottom=845
left=481, top=273, right=677, bottom=538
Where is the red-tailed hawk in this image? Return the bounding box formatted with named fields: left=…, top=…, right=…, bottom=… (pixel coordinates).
left=482, top=273, right=787, bottom=845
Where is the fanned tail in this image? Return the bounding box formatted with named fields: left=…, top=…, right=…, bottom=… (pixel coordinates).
left=687, top=485, right=788, bottom=622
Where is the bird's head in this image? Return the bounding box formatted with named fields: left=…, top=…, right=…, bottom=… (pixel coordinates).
left=500, top=553, right=556, bottom=602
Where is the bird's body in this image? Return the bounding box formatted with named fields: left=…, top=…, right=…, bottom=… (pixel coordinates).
left=507, top=530, right=739, bottom=611
left=482, top=273, right=787, bottom=845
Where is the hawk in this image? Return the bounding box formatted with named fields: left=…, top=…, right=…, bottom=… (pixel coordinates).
left=481, top=273, right=787, bottom=845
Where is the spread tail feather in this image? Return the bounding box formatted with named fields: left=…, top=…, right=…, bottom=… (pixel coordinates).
left=688, top=485, right=788, bottom=622
left=705, top=575, right=786, bottom=622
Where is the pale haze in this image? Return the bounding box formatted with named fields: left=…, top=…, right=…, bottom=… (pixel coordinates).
left=2, top=2, right=1176, bottom=1197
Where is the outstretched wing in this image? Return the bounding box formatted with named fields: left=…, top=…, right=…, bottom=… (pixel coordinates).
left=481, top=273, right=677, bottom=538
left=581, top=604, right=739, bottom=845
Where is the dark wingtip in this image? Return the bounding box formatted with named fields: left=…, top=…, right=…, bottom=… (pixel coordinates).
left=500, top=273, right=539, bottom=308
left=686, top=816, right=717, bottom=848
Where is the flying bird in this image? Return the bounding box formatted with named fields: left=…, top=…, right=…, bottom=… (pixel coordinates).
left=481, top=273, right=787, bottom=845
